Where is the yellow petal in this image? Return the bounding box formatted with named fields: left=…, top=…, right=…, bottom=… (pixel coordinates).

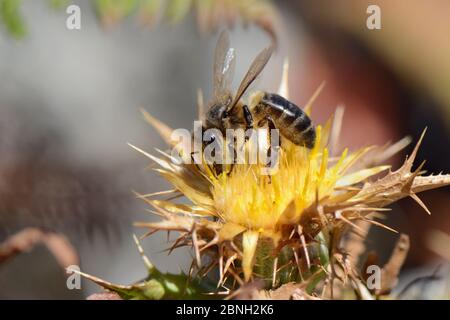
left=319, top=118, right=333, bottom=151
left=219, top=223, right=246, bottom=242
left=156, top=170, right=215, bottom=208
left=128, top=143, right=174, bottom=171
left=279, top=199, right=296, bottom=224
left=337, top=147, right=374, bottom=175
left=336, top=165, right=390, bottom=187
left=242, top=230, right=259, bottom=282
left=150, top=199, right=213, bottom=217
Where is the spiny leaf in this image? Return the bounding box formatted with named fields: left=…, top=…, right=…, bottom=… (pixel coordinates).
left=74, top=235, right=217, bottom=299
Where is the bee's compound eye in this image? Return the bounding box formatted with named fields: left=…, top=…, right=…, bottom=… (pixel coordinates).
left=207, top=104, right=227, bottom=124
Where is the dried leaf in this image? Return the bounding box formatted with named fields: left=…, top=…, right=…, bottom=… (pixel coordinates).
left=377, top=234, right=410, bottom=295
left=0, top=228, right=78, bottom=269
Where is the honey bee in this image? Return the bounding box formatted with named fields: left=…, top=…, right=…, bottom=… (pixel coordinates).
left=204, top=31, right=316, bottom=149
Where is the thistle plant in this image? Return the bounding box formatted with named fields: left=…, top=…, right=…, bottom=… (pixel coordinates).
left=76, top=60, right=450, bottom=301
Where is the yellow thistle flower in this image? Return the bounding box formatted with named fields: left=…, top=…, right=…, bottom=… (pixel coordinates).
left=131, top=61, right=450, bottom=289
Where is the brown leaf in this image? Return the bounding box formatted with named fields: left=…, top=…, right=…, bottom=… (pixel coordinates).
left=377, top=234, right=410, bottom=295
left=267, top=282, right=320, bottom=300
left=87, top=292, right=122, bottom=300
left=344, top=220, right=371, bottom=267
left=0, top=228, right=79, bottom=269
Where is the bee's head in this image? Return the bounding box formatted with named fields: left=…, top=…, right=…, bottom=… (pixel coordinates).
left=205, top=103, right=227, bottom=130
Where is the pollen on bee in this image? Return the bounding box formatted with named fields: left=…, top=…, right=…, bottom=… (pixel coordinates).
left=168, top=120, right=281, bottom=174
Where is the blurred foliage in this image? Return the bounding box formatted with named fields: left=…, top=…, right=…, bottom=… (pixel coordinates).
left=48, top=0, right=68, bottom=10
left=94, top=0, right=139, bottom=26
left=0, top=0, right=26, bottom=39
left=0, top=0, right=277, bottom=40
left=165, top=0, right=192, bottom=24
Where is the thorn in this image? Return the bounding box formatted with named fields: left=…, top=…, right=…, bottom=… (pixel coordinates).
left=292, top=249, right=303, bottom=281
left=128, top=143, right=173, bottom=171
left=338, top=213, right=368, bottom=234
left=188, top=260, right=195, bottom=282
left=414, top=160, right=427, bottom=175
left=402, top=160, right=427, bottom=193
left=134, top=189, right=177, bottom=198
left=362, top=218, right=398, bottom=233
left=222, top=254, right=238, bottom=286
left=405, top=127, right=427, bottom=171
left=139, top=229, right=158, bottom=239
left=227, top=268, right=244, bottom=286
left=289, top=227, right=296, bottom=240
left=132, top=234, right=156, bottom=274
left=304, top=81, right=326, bottom=115
left=329, top=105, right=345, bottom=156
left=272, top=257, right=278, bottom=288
left=277, top=58, right=289, bottom=98
left=298, top=226, right=311, bottom=269
left=191, top=227, right=202, bottom=267
left=218, top=253, right=224, bottom=288
left=168, top=235, right=187, bottom=254
left=410, top=193, right=432, bottom=215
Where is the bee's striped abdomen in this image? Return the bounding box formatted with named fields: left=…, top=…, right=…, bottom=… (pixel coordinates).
left=256, top=93, right=316, bottom=149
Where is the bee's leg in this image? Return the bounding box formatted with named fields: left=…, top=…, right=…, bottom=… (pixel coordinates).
left=191, top=150, right=206, bottom=172
left=267, top=117, right=276, bottom=157
left=206, top=134, right=222, bottom=176
left=266, top=117, right=280, bottom=183
left=267, top=117, right=281, bottom=149
left=190, top=150, right=200, bottom=161
left=238, top=105, right=254, bottom=174
left=221, top=109, right=229, bottom=130
left=243, top=105, right=254, bottom=134
left=226, top=135, right=236, bottom=176
left=217, top=115, right=235, bottom=177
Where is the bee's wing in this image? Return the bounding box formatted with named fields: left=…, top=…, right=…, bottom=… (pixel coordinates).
left=228, top=44, right=274, bottom=111
left=213, top=31, right=236, bottom=104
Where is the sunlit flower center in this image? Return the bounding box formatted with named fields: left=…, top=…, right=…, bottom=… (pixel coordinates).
left=210, top=126, right=348, bottom=231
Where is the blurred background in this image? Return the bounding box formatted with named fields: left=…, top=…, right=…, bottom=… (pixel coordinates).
left=0, top=0, right=448, bottom=299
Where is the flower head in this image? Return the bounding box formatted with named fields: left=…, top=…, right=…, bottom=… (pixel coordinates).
left=131, top=62, right=450, bottom=289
